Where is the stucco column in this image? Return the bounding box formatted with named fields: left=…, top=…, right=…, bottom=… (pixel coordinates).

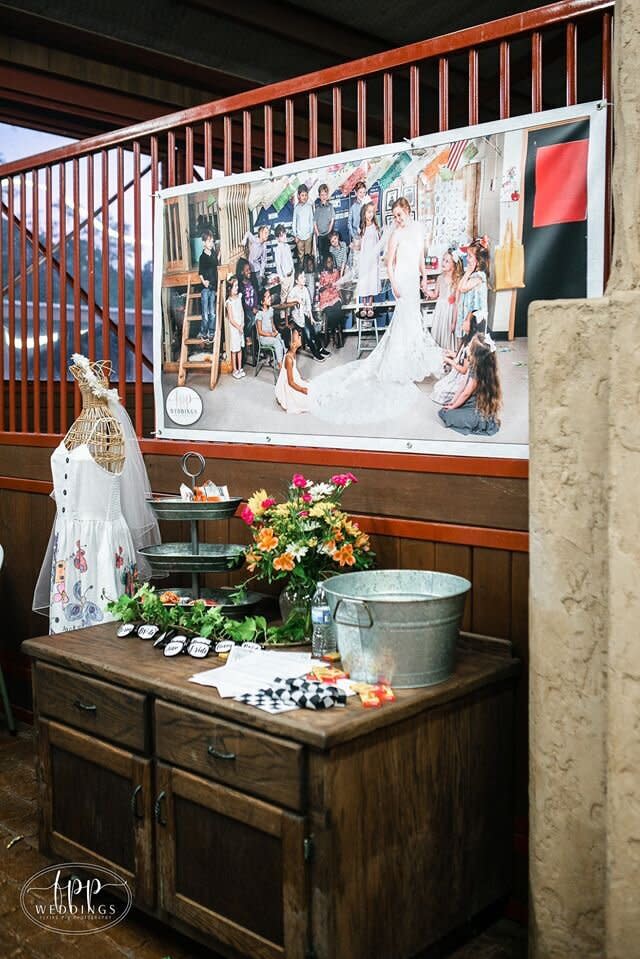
left=529, top=2, right=640, bottom=956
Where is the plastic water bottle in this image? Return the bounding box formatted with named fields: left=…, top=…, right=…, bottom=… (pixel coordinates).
left=311, top=583, right=336, bottom=658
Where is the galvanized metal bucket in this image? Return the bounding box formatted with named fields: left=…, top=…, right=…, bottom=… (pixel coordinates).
left=323, top=570, right=471, bottom=688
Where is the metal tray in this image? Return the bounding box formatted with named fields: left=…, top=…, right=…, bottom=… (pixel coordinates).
left=139, top=543, right=246, bottom=573
left=159, top=587, right=267, bottom=618
left=147, top=496, right=243, bottom=521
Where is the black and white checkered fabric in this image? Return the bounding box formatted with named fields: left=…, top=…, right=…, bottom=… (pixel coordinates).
left=235, top=676, right=347, bottom=713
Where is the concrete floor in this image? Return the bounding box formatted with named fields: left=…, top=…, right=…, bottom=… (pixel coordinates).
left=160, top=335, right=528, bottom=454
left=0, top=725, right=527, bottom=959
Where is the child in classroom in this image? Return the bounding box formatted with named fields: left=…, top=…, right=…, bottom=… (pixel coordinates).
left=348, top=180, right=368, bottom=246
left=256, top=288, right=285, bottom=369
left=292, top=184, right=314, bottom=261
left=455, top=237, right=490, bottom=350
left=242, top=224, right=270, bottom=285
left=431, top=311, right=478, bottom=406
left=303, top=254, right=317, bottom=310
left=328, top=229, right=349, bottom=275
left=355, top=201, right=381, bottom=318
left=275, top=326, right=311, bottom=414
left=225, top=276, right=246, bottom=380
left=314, top=183, right=335, bottom=265
left=274, top=224, right=295, bottom=303
left=198, top=228, right=219, bottom=341
left=430, top=248, right=464, bottom=350
left=289, top=270, right=327, bottom=361
left=438, top=332, right=502, bottom=435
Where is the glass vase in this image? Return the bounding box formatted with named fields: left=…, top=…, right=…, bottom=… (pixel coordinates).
left=278, top=580, right=315, bottom=640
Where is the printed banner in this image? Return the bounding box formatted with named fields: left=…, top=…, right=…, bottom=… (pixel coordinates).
left=153, top=103, right=606, bottom=458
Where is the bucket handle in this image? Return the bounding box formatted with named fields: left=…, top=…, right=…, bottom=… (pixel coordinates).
left=334, top=597, right=374, bottom=628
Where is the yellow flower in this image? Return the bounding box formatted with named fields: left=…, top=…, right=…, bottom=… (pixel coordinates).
left=308, top=537, right=318, bottom=547
left=247, top=488, right=270, bottom=516
left=344, top=520, right=360, bottom=537
left=309, top=502, right=329, bottom=517
left=273, top=503, right=290, bottom=517
left=256, top=527, right=279, bottom=552
left=273, top=552, right=295, bottom=572
left=245, top=551, right=261, bottom=572
left=355, top=532, right=370, bottom=548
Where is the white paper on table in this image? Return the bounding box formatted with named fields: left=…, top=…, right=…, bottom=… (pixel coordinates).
left=189, top=646, right=324, bottom=698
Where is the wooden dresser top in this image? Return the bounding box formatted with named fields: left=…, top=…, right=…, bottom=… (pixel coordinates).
left=23, top=625, right=519, bottom=750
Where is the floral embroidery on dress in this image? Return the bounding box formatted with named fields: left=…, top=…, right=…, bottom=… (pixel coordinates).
left=123, top=562, right=138, bottom=597
left=73, top=540, right=88, bottom=573
left=52, top=560, right=68, bottom=606
left=64, top=580, right=104, bottom=628
left=115, top=545, right=124, bottom=569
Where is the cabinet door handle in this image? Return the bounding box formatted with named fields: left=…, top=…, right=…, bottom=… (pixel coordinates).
left=73, top=699, right=97, bottom=713
left=207, top=743, right=236, bottom=761
left=154, top=790, right=167, bottom=826
left=130, top=784, right=144, bottom=821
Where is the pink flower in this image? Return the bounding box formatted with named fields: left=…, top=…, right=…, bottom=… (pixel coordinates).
left=299, top=510, right=309, bottom=518
left=330, top=472, right=357, bottom=487
left=240, top=505, right=255, bottom=525
left=301, top=492, right=312, bottom=503
left=261, top=498, right=276, bottom=509
left=292, top=473, right=307, bottom=488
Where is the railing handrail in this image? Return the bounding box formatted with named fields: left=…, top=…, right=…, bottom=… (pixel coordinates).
left=0, top=0, right=613, bottom=179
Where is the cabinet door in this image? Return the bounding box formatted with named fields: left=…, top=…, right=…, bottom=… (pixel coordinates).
left=37, top=719, right=154, bottom=908
left=155, top=763, right=307, bottom=959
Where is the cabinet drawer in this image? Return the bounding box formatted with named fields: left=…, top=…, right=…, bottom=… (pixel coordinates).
left=34, top=662, right=148, bottom=753
left=155, top=701, right=304, bottom=811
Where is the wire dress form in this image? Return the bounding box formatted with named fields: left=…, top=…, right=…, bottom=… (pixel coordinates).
left=33, top=357, right=160, bottom=633
left=308, top=219, right=442, bottom=426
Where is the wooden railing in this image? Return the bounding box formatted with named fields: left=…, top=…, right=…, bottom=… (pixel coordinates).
left=0, top=0, right=614, bottom=449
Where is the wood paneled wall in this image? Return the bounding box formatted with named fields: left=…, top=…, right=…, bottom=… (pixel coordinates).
left=0, top=444, right=529, bottom=704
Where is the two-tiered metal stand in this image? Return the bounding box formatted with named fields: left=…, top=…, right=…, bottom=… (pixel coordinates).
left=139, top=452, right=263, bottom=615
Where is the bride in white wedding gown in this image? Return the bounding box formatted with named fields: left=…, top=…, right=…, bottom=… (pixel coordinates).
left=308, top=198, right=442, bottom=425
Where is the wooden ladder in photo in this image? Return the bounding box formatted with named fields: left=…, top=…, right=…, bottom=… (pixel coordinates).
left=177, top=278, right=223, bottom=389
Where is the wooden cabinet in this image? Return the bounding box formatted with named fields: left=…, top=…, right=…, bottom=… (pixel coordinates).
left=155, top=763, right=307, bottom=959
left=24, top=623, right=519, bottom=959
left=36, top=719, right=154, bottom=908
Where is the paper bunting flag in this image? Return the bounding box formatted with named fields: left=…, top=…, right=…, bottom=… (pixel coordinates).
left=377, top=152, right=412, bottom=190
left=423, top=148, right=450, bottom=181
left=340, top=162, right=369, bottom=196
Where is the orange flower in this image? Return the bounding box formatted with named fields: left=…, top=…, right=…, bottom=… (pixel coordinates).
left=256, top=527, right=279, bottom=552
left=355, top=533, right=370, bottom=548
left=273, top=552, right=295, bottom=572
left=245, top=551, right=261, bottom=572
left=333, top=543, right=356, bottom=566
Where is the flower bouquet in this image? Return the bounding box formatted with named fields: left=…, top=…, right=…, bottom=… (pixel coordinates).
left=240, top=472, right=375, bottom=640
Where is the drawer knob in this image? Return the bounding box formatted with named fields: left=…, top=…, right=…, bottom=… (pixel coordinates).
left=73, top=699, right=97, bottom=713
left=207, top=743, right=236, bottom=762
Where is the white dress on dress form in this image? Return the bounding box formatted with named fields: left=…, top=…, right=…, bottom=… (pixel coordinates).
left=47, top=442, right=138, bottom=634
left=308, top=220, right=442, bottom=425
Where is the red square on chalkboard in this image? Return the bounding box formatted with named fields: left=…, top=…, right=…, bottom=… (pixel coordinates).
left=533, top=139, right=589, bottom=228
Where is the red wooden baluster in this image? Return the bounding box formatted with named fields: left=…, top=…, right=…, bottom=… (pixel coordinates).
left=332, top=87, right=342, bottom=155
left=409, top=65, right=420, bottom=139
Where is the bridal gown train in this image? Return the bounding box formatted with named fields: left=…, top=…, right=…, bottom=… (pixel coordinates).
left=308, top=221, right=442, bottom=425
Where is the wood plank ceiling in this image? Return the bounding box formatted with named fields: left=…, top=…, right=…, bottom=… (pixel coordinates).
left=0, top=0, right=604, bottom=141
